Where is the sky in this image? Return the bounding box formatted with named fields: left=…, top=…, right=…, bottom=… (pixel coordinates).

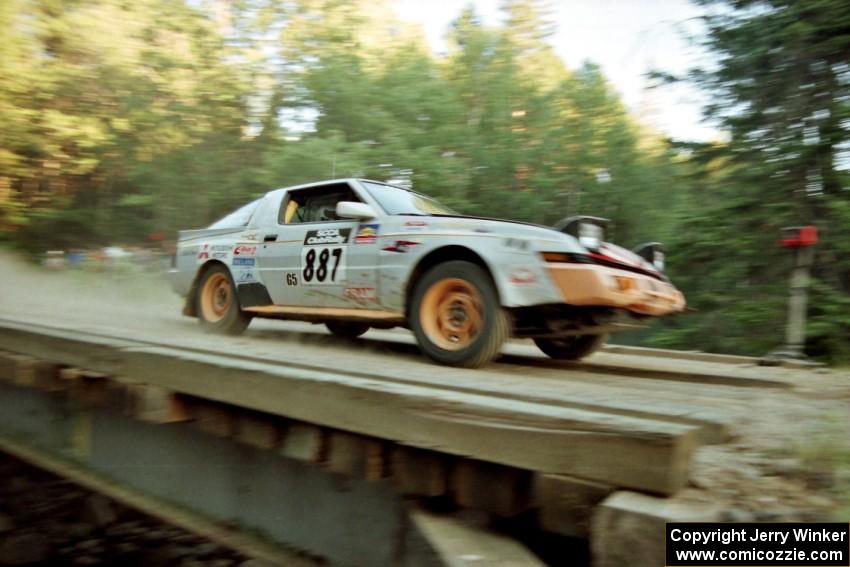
left=392, top=0, right=719, bottom=142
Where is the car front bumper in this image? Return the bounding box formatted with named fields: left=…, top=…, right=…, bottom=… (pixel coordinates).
left=545, top=263, right=686, bottom=316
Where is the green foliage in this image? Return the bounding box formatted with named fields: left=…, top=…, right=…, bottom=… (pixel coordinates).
left=0, top=0, right=676, bottom=247
left=649, top=0, right=850, bottom=362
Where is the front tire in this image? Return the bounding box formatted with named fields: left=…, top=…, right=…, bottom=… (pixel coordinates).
left=534, top=334, right=607, bottom=360
left=410, top=261, right=509, bottom=368
left=325, top=321, right=370, bottom=339
left=195, top=265, right=251, bottom=335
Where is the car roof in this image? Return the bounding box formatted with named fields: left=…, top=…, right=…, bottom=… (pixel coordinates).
left=265, top=178, right=401, bottom=197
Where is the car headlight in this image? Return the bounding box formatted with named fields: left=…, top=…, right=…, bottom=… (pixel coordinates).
left=578, top=222, right=604, bottom=250
left=554, top=216, right=609, bottom=251
left=633, top=242, right=665, bottom=271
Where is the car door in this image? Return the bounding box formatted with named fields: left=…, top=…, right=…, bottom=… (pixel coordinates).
left=257, top=182, right=379, bottom=308
left=339, top=213, right=383, bottom=309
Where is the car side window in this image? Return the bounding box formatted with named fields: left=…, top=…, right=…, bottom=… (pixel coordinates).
left=279, top=184, right=361, bottom=225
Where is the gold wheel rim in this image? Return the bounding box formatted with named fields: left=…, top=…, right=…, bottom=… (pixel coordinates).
left=420, top=278, right=484, bottom=351
left=200, top=273, right=232, bottom=323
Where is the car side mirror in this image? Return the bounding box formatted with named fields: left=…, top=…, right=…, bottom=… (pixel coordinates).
left=336, top=201, right=377, bottom=220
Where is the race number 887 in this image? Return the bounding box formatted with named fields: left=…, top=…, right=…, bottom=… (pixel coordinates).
left=303, top=247, right=344, bottom=283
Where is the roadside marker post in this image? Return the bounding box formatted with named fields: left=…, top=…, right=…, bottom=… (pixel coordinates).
left=770, top=225, right=818, bottom=360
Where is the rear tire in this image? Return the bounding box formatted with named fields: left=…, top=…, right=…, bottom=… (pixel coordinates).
left=195, top=264, right=251, bottom=335
left=410, top=261, right=509, bottom=368
left=534, top=334, right=607, bottom=360
left=325, top=321, right=370, bottom=339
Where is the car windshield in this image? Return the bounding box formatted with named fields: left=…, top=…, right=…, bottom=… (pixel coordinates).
left=362, top=181, right=457, bottom=216
left=208, top=199, right=260, bottom=229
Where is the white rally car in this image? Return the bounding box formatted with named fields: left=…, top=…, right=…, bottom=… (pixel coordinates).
left=169, top=179, right=685, bottom=367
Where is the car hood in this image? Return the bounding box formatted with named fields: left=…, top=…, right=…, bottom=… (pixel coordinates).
left=422, top=214, right=662, bottom=276
left=424, top=214, right=578, bottom=243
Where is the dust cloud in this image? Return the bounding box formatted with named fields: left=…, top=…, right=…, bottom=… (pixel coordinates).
left=0, top=250, right=407, bottom=354
left=0, top=250, right=184, bottom=334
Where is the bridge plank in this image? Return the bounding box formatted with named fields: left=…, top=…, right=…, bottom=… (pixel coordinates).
left=409, top=508, right=546, bottom=567
left=390, top=446, right=449, bottom=497
left=0, top=322, right=702, bottom=495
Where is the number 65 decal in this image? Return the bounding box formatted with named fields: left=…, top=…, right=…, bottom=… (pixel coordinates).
left=302, top=247, right=345, bottom=284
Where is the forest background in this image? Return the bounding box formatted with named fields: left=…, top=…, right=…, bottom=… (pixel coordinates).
left=1, top=0, right=848, bottom=361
